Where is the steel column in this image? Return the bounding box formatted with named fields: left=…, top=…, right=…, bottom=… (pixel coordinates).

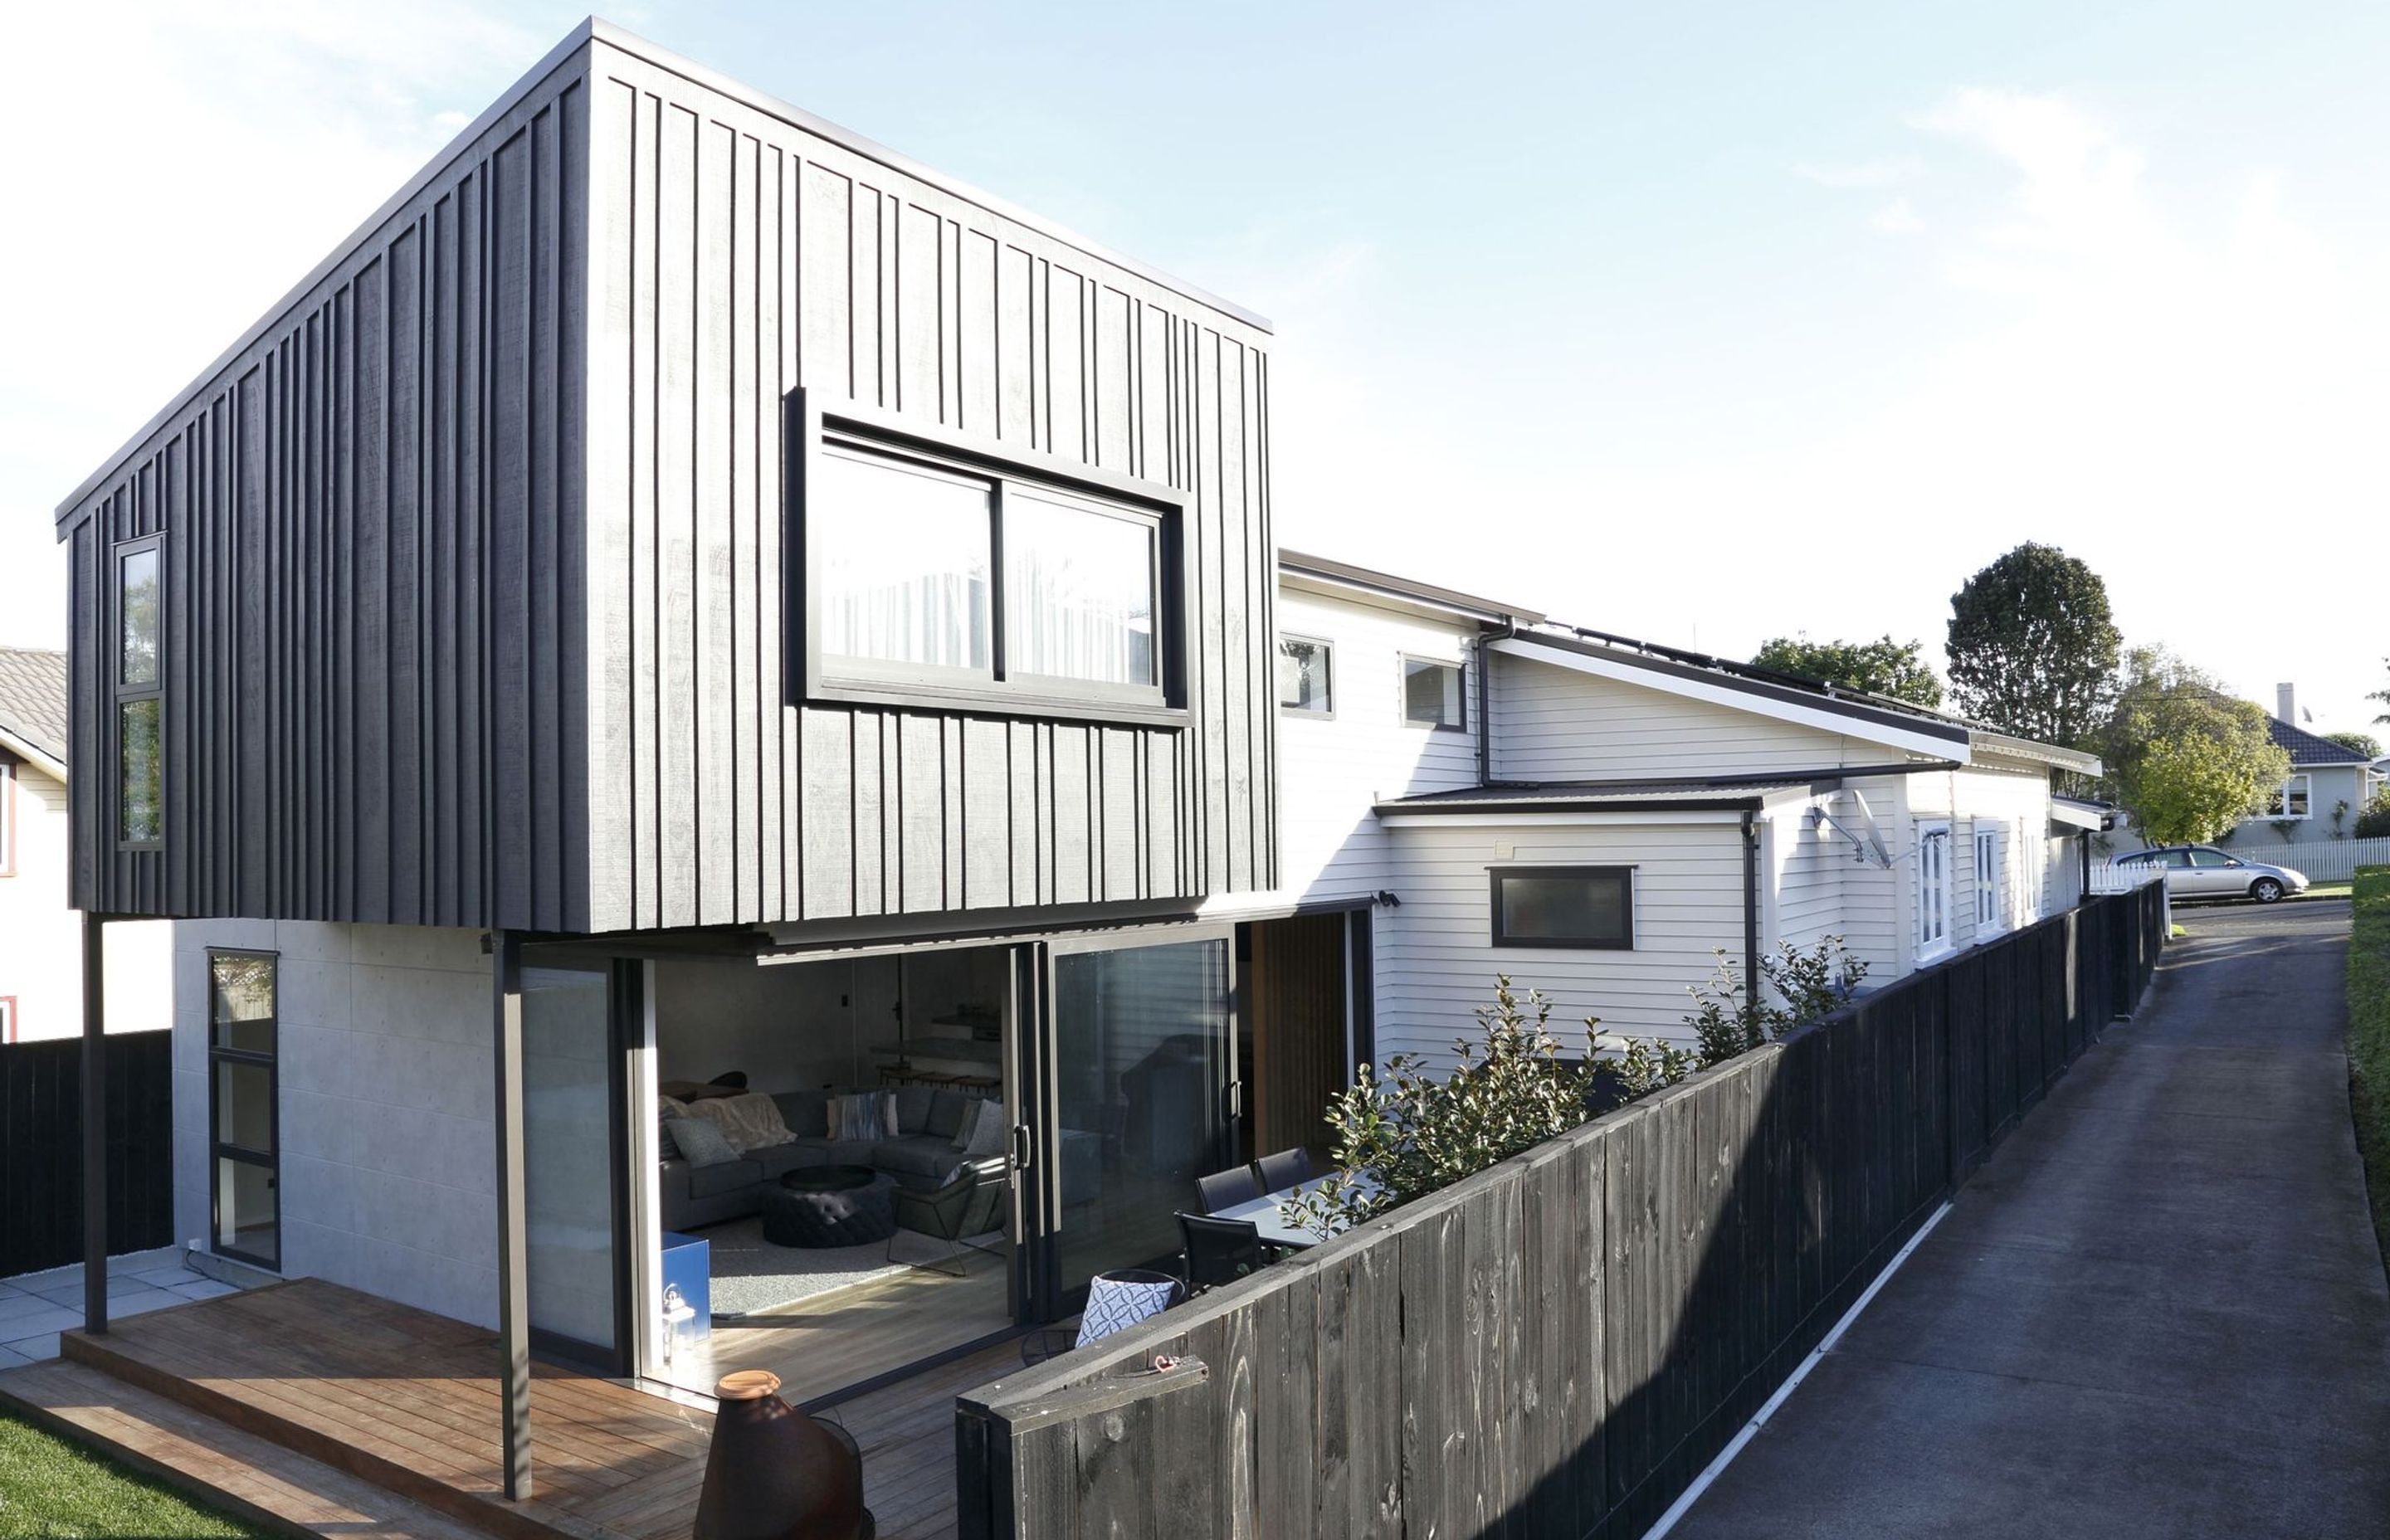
left=80, top=911, right=109, bottom=1334
left=492, top=929, right=531, bottom=1499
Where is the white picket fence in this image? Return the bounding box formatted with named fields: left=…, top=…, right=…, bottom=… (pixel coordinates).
left=2205, top=836, right=2390, bottom=885
left=2086, top=859, right=2167, bottom=896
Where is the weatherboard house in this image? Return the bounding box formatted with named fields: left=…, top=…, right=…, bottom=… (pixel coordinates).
left=42, top=15, right=2108, bottom=1518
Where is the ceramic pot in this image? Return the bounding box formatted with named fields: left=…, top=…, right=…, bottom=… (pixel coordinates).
left=692, top=1370, right=871, bottom=1540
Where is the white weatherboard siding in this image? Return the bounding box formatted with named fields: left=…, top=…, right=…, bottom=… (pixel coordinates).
left=1905, top=764, right=2066, bottom=963
left=1768, top=792, right=1846, bottom=955
left=1377, top=821, right=1746, bottom=1060
left=1489, top=653, right=1922, bottom=780
left=1275, top=587, right=1482, bottom=909
left=0, top=760, right=171, bottom=1042
left=173, top=920, right=498, bottom=1328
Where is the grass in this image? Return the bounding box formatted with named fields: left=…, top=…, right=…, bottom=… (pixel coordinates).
left=0, top=1411, right=266, bottom=1539
left=2351, top=867, right=2390, bottom=1271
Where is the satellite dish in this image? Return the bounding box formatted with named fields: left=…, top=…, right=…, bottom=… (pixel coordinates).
left=1842, top=789, right=1893, bottom=868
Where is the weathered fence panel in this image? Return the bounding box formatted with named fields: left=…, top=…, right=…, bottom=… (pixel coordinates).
left=957, top=884, right=2168, bottom=1539
left=0, top=1030, right=174, bottom=1279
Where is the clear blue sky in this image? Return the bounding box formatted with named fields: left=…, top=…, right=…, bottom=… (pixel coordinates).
left=6, top=2, right=2384, bottom=733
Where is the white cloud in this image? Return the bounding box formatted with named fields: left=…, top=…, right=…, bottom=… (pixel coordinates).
left=1870, top=197, right=1924, bottom=234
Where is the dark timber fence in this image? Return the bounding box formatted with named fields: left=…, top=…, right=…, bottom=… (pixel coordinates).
left=955, top=881, right=2168, bottom=1539
left=0, top=1031, right=174, bottom=1279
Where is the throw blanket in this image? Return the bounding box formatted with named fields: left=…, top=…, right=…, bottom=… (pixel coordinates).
left=687, top=1091, right=792, bottom=1154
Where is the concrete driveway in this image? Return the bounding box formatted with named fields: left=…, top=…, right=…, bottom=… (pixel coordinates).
left=1671, top=899, right=2390, bottom=1539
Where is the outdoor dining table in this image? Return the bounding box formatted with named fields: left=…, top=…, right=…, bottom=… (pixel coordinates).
left=1210, top=1172, right=1382, bottom=1250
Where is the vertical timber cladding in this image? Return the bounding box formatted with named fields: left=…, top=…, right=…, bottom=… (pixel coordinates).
left=583, top=37, right=1278, bottom=934
left=53, top=48, right=593, bottom=931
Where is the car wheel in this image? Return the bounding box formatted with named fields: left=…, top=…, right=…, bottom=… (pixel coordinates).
left=2251, top=878, right=2285, bottom=904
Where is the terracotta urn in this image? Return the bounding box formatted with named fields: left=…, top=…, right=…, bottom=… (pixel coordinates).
left=693, top=1370, right=872, bottom=1540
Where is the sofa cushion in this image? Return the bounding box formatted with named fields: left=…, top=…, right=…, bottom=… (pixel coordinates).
left=924, top=1089, right=966, bottom=1140
left=874, top=1134, right=966, bottom=1181
left=686, top=1158, right=763, bottom=1200
left=890, top=1086, right=933, bottom=1136
left=773, top=1091, right=830, bottom=1139
left=665, top=1117, right=739, bottom=1169
left=789, top=1135, right=882, bottom=1167
left=959, top=1096, right=1010, bottom=1158
left=750, top=1143, right=829, bottom=1182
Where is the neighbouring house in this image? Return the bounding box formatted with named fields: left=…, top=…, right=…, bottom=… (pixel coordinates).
left=0, top=646, right=169, bottom=1044
left=2223, top=684, right=2379, bottom=845
left=1273, top=554, right=2105, bottom=1066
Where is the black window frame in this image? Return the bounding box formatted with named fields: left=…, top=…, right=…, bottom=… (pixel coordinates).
left=114, top=533, right=165, bottom=851
left=1488, top=865, right=1636, bottom=951
left=786, top=389, right=1189, bottom=728
left=1277, top=634, right=1335, bottom=717
left=207, top=948, right=280, bottom=1272
left=1400, top=654, right=1467, bottom=733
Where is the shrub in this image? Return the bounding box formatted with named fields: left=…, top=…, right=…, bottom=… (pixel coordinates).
left=2358, top=792, right=2390, bottom=841
left=1680, top=937, right=1870, bottom=1065
left=2350, top=868, right=2390, bottom=1267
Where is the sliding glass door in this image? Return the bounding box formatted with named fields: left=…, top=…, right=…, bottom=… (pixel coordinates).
left=521, top=962, right=627, bottom=1370
left=1038, top=932, right=1239, bottom=1305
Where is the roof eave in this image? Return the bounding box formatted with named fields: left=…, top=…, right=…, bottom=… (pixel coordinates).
left=0, top=723, right=67, bottom=781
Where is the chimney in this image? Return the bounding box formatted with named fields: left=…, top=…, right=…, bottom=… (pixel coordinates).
left=2276, top=682, right=2297, bottom=724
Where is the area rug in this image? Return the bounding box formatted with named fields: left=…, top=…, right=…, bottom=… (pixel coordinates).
left=700, top=1216, right=1002, bottom=1318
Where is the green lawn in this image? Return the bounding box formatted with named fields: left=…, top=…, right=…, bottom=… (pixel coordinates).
left=0, top=1412, right=266, bottom=1539
left=2352, top=867, right=2390, bottom=1271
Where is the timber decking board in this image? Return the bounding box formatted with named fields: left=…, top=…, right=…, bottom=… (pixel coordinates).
left=41, top=1277, right=1003, bottom=1540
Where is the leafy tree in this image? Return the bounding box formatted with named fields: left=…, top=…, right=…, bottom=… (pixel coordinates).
left=2103, top=647, right=2291, bottom=845
left=2358, top=792, right=2390, bottom=840
left=1945, top=543, right=2121, bottom=745
left=2372, top=658, right=2390, bottom=726
left=1752, top=635, right=1944, bottom=709
left=2326, top=731, right=2383, bottom=762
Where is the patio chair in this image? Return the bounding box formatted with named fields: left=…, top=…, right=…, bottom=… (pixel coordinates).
left=887, top=1157, right=1010, bottom=1276
left=1176, top=1211, right=1283, bottom=1294
left=1255, top=1147, right=1314, bottom=1192
left=1195, top=1163, right=1261, bottom=1214
left=1020, top=1268, right=1185, bottom=1366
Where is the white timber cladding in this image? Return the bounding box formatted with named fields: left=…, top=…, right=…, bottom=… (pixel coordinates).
left=1489, top=654, right=1895, bottom=780
left=1274, top=586, right=1481, bottom=907
left=1376, top=821, right=1746, bottom=1059
left=172, top=919, right=499, bottom=1328
left=0, top=758, right=170, bottom=1043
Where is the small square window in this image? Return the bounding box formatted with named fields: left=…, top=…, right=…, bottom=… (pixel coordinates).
left=1278, top=636, right=1332, bottom=714
left=1402, top=657, right=1465, bottom=729
left=1490, top=867, right=1634, bottom=949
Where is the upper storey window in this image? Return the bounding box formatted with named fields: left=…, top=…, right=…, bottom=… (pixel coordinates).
left=116, top=536, right=164, bottom=848
left=793, top=393, right=1182, bottom=724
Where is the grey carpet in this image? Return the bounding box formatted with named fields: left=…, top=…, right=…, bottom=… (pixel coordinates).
left=700, top=1216, right=1004, bottom=1318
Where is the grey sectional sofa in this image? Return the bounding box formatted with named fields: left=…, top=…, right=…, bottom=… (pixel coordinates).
left=661, top=1084, right=993, bottom=1233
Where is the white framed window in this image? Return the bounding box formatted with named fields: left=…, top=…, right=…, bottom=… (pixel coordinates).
left=1918, top=821, right=1953, bottom=958
left=1974, top=827, right=2000, bottom=933
left=1402, top=655, right=1466, bottom=730
left=1277, top=636, right=1333, bottom=715
left=2265, top=773, right=2312, bottom=819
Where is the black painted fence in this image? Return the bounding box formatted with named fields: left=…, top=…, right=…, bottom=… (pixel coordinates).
left=955, top=881, right=2168, bottom=1539
left=0, top=1031, right=175, bottom=1279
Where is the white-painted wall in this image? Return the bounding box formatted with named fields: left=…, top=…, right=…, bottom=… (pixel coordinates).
left=172, top=920, right=498, bottom=1328
left=1, top=760, right=171, bottom=1042
left=1374, top=818, right=1748, bottom=1058
left=1490, top=656, right=1887, bottom=780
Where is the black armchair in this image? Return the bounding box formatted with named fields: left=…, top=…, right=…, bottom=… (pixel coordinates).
left=888, top=1157, right=1010, bottom=1276
left=1176, top=1211, right=1287, bottom=1293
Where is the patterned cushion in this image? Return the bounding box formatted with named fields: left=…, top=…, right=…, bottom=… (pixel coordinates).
left=1075, top=1275, right=1178, bottom=1348
left=960, top=1097, right=1008, bottom=1159
left=664, top=1117, right=739, bottom=1169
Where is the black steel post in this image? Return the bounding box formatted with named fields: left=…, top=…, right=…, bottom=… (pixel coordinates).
left=80, top=911, right=109, bottom=1335
left=492, top=929, right=532, bottom=1499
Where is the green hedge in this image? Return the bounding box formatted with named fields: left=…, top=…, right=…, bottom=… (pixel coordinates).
left=2352, top=867, right=2390, bottom=1265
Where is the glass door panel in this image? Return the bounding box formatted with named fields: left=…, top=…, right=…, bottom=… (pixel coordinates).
left=1047, top=935, right=1236, bottom=1299
left=207, top=951, right=279, bottom=1270
left=522, top=965, right=621, bottom=1365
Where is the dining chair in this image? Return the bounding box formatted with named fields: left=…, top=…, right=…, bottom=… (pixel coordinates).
left=1195, top=1163, right=1261, bottom=1215
left=1020, top=1268, right=1184, bottom=1366
left=1255, top=1147, right=1314, bottom=1192
left=1177, top=1211, right=1275, bottom=1293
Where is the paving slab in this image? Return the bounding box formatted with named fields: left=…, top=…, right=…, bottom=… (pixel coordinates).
left=1674, top=900, right=2390, bottom=1539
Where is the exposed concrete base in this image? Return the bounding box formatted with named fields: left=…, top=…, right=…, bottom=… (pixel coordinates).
left=1671, top=899, right=2390, bottom=1539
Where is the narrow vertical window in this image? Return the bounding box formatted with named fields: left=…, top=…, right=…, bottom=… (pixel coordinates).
left=1919, top=823, right=1952, bottom=956
left=115, top=537, right=164, bottom=848
left=208, top=950, right=279, bottom=1269
left=1974, top=827, right=1999, bottom=932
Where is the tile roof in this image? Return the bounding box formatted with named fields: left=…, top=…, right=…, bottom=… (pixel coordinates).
left=0, top=646, right=66, bottom=766
left=2268, top=715, right=2370, bottom=766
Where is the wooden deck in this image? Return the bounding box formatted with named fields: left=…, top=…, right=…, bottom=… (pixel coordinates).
left=8, top=1279, right=1009, bottom=1540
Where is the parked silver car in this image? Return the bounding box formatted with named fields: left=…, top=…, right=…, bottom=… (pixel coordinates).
left=2114, top=846, right=2310, bottom=903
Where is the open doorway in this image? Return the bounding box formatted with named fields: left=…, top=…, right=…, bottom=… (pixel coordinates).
left=1242, top=911, right=1356, bottom=1167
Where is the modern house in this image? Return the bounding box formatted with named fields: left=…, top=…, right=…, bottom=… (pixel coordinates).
left=1272, top=554, right=2105, bottom=1067
left=0, top=646, right=170, bottom=1044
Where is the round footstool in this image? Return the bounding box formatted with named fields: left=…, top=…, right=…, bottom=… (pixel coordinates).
left=763, top=1166, right=899, bottom=1248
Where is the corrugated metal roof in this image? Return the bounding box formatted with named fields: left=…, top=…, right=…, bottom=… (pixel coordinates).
left=2268, top=715, right=2371, bottom=766
left=1376, top=772, right=1834, bottom=815
left=0, top=646, right=67, bottom=765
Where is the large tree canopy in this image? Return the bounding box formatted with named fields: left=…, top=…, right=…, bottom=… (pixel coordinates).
left=1945, top=543, right=2121, bottom=746
left=2325, top=730, right=2383, bottom=762
left=1750, top=635, right=1944, bottom=709
left=2103, top=647, right=2291, bottom=846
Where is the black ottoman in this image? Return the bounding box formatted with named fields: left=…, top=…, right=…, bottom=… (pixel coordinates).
left=763, top=1166, right=899, bottom=1248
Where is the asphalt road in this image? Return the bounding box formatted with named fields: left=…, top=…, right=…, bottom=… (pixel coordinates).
left=1670, top=899, right=2390, bottom=1539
